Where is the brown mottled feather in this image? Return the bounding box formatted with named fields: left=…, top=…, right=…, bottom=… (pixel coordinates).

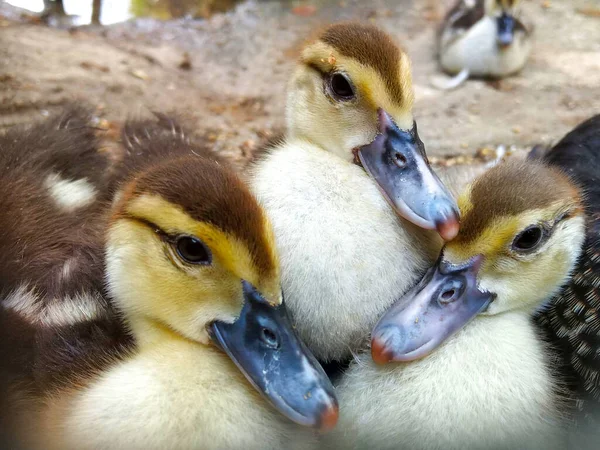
left=318, top=23, right=406, bottom=103
left=436, top=0, right=486, bottom=50
left=115, top=112, right=224, bottom=181
left=34, top=315, right=133, bottom=390
left=456, top=159, right=579, bottom=244
left=0, top=309, right=36, bottom=448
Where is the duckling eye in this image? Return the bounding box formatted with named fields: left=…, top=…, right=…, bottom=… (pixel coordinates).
left=329, top=73, right=355, bottom=100
left=512, top=226, right=545, bottom=253
left=175, top=236, right=212, bottom=265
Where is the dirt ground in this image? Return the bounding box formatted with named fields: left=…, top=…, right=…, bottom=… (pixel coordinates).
left=1, top=0, right=599, bottom=184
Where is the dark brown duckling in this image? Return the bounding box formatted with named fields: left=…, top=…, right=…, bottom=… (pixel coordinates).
left=0, top=108, right=126, bottom=448
left=0, top=111, right=337, bottom=450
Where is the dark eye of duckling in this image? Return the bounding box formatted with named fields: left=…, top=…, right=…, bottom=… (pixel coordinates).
left=175, top=236, right=212, bottom=265
left=512, top=226, right=545, bottom=253
left=329, top=72, right=355, bottom=100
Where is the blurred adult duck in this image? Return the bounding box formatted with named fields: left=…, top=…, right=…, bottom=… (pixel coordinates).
left=436, top=0, right=532, bottom=88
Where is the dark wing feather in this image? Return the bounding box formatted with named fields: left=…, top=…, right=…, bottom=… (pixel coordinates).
left=445, top=0, right=486, bottom=30
left=437, top=0, right=486, bottom=53
left=544, top=115, right=600, bottom=211
left=0, top=106, right=113, bottom=198
left=439, top=0, right=486, bottom=34
left=535, top=115, right=600, bottom=438
left=0, top=108, right=109, bottom=297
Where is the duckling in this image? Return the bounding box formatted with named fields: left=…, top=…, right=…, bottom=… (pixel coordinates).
left=331, top=116, right=600, bottom=450
left=328, top=157, right=584, bottom=450
left=250, top=23, right=459, bottom=366
left=438, top=0, right=532, bottom=81
left=0, top=112, right=338, bottom=449
left=0, top=108, right=128, bottom=447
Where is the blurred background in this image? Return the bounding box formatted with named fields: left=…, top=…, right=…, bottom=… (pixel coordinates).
left=0, top=0, right=599, bottom=171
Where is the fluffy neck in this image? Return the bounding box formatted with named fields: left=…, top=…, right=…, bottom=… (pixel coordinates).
left=251, top=140, right=440, bottom=361
left=329, top=310, right=564, bottom=450
left=285, top=108, right=356, bottom=165
left=126, top=316, right=199, bottom=350
left=38, top=331, right=315, bottom=450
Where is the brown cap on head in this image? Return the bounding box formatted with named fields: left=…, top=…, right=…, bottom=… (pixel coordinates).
left=499, top=0, right=519, bottom=9
left=116, top=155, right=278, bottom=279
left=112, top=116, right=279, bottom=280
left=456, top=160, right=582, bottom=246
left=318, top=23, right=406, bottom=102
left=298, top=22, right=414, bottom=116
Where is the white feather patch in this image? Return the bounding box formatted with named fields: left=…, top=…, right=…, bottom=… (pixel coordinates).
left=2, top=285, right=106, bottom=327
left=44, top=173, right=97, bottom=212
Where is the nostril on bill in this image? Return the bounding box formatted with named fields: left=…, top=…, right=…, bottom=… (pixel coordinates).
left=260, top=327, right=279, bottom=348
left=393, top=151, right=408, bottom=168
left=439, top=289, right=457, bottom=304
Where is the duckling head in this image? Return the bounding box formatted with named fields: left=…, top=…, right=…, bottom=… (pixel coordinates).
left=106, top=155, right=338, bottom=429
left=372, top=159, right=585, bottom=363
left=288, top=22, right=459, bottom=240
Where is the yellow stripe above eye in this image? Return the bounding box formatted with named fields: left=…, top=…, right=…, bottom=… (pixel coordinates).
left=446, top=216, right=520, bottom=261
left=447, top=204, right=571, bottom=262
left=124, top=195, right=257, bottom=284
left=301, top=42, right=415, bottom=130
left=122, top=194, right=282, bottom=306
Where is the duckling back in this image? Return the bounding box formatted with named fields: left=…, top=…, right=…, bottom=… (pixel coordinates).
left=0, top=108, right=111, bottom=296
left=115, top=112, right=225, bottom=179
left=0, top=108, right=132, bottom=447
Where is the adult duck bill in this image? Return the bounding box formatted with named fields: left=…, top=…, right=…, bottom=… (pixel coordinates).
left=210, top=281, right=339, bottom=431
left=358, top=109, right=460, bottom=241
left=371, top=255, right=494, bottom=364
left=497, top=11, right=516, bottom=48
